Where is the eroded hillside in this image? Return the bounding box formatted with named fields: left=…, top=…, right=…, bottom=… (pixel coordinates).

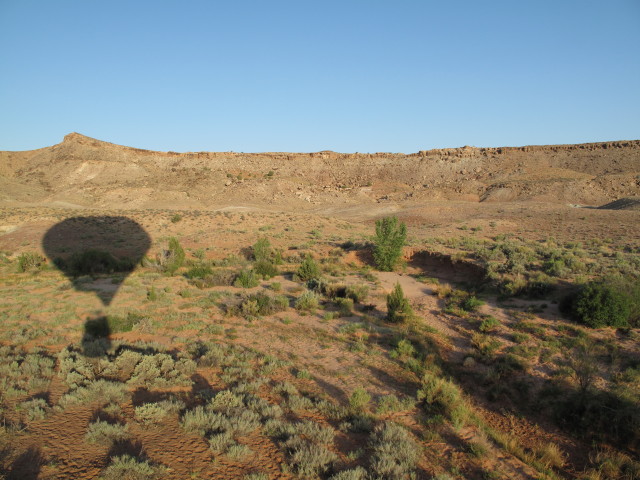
left=1, top=133, right=638, bottom=210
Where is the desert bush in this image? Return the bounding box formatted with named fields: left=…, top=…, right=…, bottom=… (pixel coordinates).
left=285, top=436, right=338, bottom=478
left=209, top=390, right=244, bottom=412
left=297, top=255, right=321, bottom=281
left=86, top=312, right=145, bottom=335
left=191, top=268, right=237, bottom=288
left=234, top=269, right=260, bottom=288
left=535, top=441, right=565, bottom=469
left=246, top=396, right=283, bottom=420
left=369, top=422, right=420, bottom=479
left=376, top=394, right=415, bottom=414
left=57, top=380, right=127, bottom=409
left=287, top=394, right=315, bottom=412
left=373, top=216, right=407, bottom=271
left=467, top=432, right=491, bottom=458
left=263, top=418, right=297, bottom=439
left=226, top=442, right=252, bottom=460
left=134, top=398, right=184, bottom=424
left=553, top=384, right=639, bottom=449
left=523, top=272, right=556, bottom=298
left=254, top=260, right=278, bottom=279
left=346, top=284, right=369, bottom=303
left=98, top=455, right=166, bottom=480
left=158, top=237, right=185, bottom=275
left=17, top=252, right=46, bottom=272
left=479, top=316, right=500, bottom=332
left=295, top=290, right=320, bottom=312
left=587, top=448, right=640, bottom=480
left=471, top=333, right=502, bottom=360
left=295, top=420, right=335, bottom=445
left=418, top=372, right=470, bottom=428
left=181, top=407, right=228, bottom=436
left=349, top=387, right=371, bottom=412
left=85, top=420, right=130, bottom=445
left=461, top=295, right=484, bottom=312
left=543, top=258, right=569, bottom=277
left=252, top=237, right=272, bottom=262
left=562, top=279, right=632, bottom=328
left=240, top=293, right=288, bottom=318
left=127, top=353, right=195, bottom=388
left=386, top=283, right=413, bottom=323
left=227, top=409, right=261, bottom=435
left=336, top=297, right=354, bottom=316
left=329, top=467, right=369, bottom=480
left=19, top=398, right=48, bottom=421
left=209, top=431, right=234, bottom=453
left=244, top=473, right=269, bottom=480
left=184, top=265, right=214, bottom=279
left=57, top=347, right=96, bottom=388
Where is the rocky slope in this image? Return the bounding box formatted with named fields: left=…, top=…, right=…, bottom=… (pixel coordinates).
left=1, top=133, right=638, bottom=209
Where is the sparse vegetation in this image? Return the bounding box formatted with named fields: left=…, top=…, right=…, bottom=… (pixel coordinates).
left=1, top=189, right=638, bottom=479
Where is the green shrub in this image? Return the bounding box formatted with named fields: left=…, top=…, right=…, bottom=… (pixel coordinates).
left=147, top=286, right=158, bottom=301
left=159, top=237, right=185, bottom=275
left=297, top=255, right=320, bottom=281
left=184, top=265, right=214, bottom=279
left=369, top=422, right=420, bottom=479
left=252, top=237, right=272, bottom=262
left=254, top=260, right=278, bottom=279
left=134, top=399, right=184, bottom=424
left=329, top=467, right=368, bottom=480
left=563, top=280, right=632, bottom=328
left=17, top=252, right=46, bottom=272
left=85, top=420, right=130, bottom=445
left=373, top=216, right=407, bottom=271
left=107, top=312, right=146, bottom=333
left=461, top=295, right=484, bottom=312
left=386, top=283, right=413, bottom=322
left=234, top=269, right=260, bottom=288
left=479, top=316, right=500, bottom=332
left=295, top=290, right=319, bottom=312
left=346, top=284, right=369, bottom=303
left=190, top=269, right=237, bottom=288
left=417, top=371, right=470, bottom=427
left=99, top=455, right=166, bottom=480
left=238, top=293, right=288, bottom=318
left=336, top=297, right=354, bottom=317
left=285, top=437, right=338, bottom=478
left=376, top=394, right=415, bottom=414
left=349, top=387, right=371, bottom=411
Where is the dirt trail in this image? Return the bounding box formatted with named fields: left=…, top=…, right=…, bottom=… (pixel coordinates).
left=376, top=272, right=459, bottom=340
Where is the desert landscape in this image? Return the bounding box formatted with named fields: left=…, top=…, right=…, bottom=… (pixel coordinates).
left=0, top=133, right=638, bottom=480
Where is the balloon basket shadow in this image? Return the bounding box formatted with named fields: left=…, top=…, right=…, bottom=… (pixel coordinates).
left=82, top=315, right=112, bottom=357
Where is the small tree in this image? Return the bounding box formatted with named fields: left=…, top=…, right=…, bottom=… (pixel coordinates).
left=252, top=237, right=271, bottom=262
left=387, top=283, right=413, bottom=323
left=373, top=217, right=407, bottom=271
left=567, top=337, right=600, bottom=395
left=297, top=255, right=320, bottom=282
left=159, top=237, right=185, bottom=275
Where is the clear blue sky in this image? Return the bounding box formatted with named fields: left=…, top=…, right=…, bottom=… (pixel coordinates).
left=1, top=0, right=638, bottom=153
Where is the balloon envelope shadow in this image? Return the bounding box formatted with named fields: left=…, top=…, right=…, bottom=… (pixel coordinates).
left=42, top=216, right=151, bottom=306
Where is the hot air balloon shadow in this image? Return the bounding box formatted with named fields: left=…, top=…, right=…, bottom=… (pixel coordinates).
left=42, top=216, right=151, bottom=357
left=43, top=216, right=151, bottom=306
